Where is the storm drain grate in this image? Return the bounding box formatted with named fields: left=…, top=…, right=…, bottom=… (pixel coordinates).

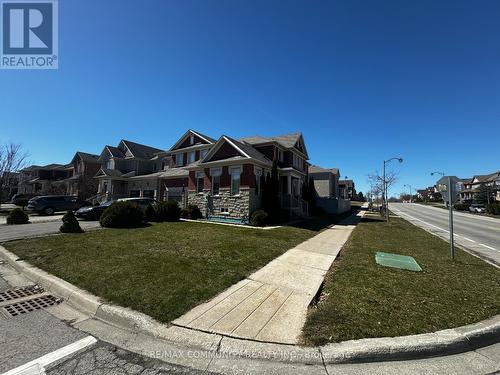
left=1, top=295, right=62, bottom=317
left=0, top=285, right=44, bottom=303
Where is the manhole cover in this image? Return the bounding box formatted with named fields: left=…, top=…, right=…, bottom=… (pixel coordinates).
left=0, top=285, right=44, bottom=303
left=1, top=295, right=62, bottom=317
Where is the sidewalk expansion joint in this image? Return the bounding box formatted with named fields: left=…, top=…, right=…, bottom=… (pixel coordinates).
left=205, top=283, right=266, bottom=331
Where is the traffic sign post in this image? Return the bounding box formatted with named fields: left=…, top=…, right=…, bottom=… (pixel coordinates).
left=448, top=176, right=455, bottom=260
left=431, top=172, right=456, bottom=261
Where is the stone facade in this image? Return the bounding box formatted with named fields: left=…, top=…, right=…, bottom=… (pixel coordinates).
left=188, top=188, right=260, bottom=220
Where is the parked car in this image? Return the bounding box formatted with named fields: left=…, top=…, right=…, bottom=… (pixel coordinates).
left=469, top=204, right=486, bottom=213
left=75, top=197, right=158, bottom=221
left=27, top=195, right=91, bottom=215
left=75, top=200, right=114, bottom=220
left=116, top=197, right=158, bottom=209
left=11, top=193, right=35, bottom=207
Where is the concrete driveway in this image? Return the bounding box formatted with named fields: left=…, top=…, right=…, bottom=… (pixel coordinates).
left=0, top=220, right=101, bottom=242
left=391, top=203, right=500, bottom=265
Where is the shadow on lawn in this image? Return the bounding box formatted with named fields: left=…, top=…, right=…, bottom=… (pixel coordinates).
left=287, top=209, right=360, bottom=232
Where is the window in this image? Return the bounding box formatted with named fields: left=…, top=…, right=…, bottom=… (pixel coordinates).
left=143, top=190, right=154, bottom=198
left=292, top=153, right=303, bottom=170
left=176, top=153, right=184, bottom=166
left=190, top=135, right=194, bottom=145
left=220, top=207, right=229, bottom=214
left=196, top=172, right=205, bottom=193
left=230, top=167, right=241, bottom=196
left=153, top=163, right=157, bottom=171
left=200, top=149, right=208, bottom=159
left=161, top=162, right=165, bottom=170
left=130, top=190, right=140, bottom=197
left=188, top=151, right=196, bottom=164
left=278, top=149, right=284, bottom=162
left=211, top=168, right=221, bottom=195
left=106, top=159, right=114, bottom=169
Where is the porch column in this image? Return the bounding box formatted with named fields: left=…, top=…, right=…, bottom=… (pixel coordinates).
left=287, top=175, right=291, bottom=194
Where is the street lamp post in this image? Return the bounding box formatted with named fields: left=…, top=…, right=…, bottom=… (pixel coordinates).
left=431, top=171, right=455, bottom=260
left=403, top=184, right=412, bottom=203
left=383, top=157, right=403, bottom=222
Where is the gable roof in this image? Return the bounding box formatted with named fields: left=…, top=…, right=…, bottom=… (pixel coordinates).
left=120, top=140, right=164, bottom=159
left=309, top=165, right=339, bottom=175
left=169, top=129, right=216, bottom=151
left=71, top=151, right=100, bottom=164
left=105, top=146, right=125, bottom=158
left=240, top=132, right=309, bottom=158
left=197, top=135, right=272, bottom=167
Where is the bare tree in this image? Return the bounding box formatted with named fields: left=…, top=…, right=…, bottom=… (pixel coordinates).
left=0, top=143, right=29, bottom=206
left=367, top=170, right=399, bottom=208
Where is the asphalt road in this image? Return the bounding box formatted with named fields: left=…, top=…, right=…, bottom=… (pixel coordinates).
left=391, top=203, right=500, bottom=265
left=0, top=220, right=101, bottom=242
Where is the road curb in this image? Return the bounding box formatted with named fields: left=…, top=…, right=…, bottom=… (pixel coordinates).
left=1, top=244, right=499, bottom=365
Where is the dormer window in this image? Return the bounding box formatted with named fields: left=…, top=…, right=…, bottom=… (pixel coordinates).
left=106, top=159, right=114, bottom=169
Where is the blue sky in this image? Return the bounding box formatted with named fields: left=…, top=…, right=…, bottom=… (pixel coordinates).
left=1, top=0, right=499, bottom=196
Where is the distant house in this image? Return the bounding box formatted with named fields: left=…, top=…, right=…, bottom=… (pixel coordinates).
left=339, top=179, right=356, bottom=200
left=434, top=176, right=470, bottom=204
left=459, top=171, right=500, bottom=203
left=95, top=140, right=165, bottom=201
left=308, top=165, right=351, bottom=214
left=51, top=152, right=101, bottom=199
left=0, top=171, right=20, bottom=201
left=308, top=165, right=340, bottom=198
left=17, top=164, right=71, bottom=195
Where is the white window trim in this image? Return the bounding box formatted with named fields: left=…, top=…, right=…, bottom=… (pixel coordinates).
left=196, top=171, right=205, bottom=194
left=188, top=151, right=196, bottom=164
left=209, top=168, right=222, bottom=196
left=230, top=166, right=242, bottom=196
left=212, top=175, right=221, bottom=196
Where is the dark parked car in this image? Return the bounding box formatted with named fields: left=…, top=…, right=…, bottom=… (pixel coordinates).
left=75, top=197, right=158, bottom=220
left=27, top=195, right=91, bottom=215
left=11, top=193, right=35, bottom=207
left=75, top=200, right=113, bottom=220
left=116, top=197, right=158, bottom=208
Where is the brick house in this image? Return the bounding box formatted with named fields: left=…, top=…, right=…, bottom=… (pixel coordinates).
left=186, top=133, right=310, bottom=220
left=129, top=130, right=216, bottom=205
left=51, top=152, right=100, bottom=199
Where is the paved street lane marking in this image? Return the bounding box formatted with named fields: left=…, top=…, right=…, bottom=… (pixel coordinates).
left=459, top=236, right=476, bottom=242
left=393, top=207, right=500, bottom=254
left=480, top=243, right=498, bottom=252
left=2, top=336, right=97, bottom=375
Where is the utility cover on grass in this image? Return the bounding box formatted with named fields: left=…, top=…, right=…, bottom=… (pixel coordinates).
left=375, top=252, right=422, bottom=272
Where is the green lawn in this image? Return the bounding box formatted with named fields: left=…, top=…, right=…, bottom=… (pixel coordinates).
left=4, top=221, right=322, bottom=323
left=301, top=215, right=500, bottom=346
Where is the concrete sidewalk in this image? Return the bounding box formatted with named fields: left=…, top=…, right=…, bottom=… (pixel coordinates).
left=173, top=210, right=366, bottom=344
